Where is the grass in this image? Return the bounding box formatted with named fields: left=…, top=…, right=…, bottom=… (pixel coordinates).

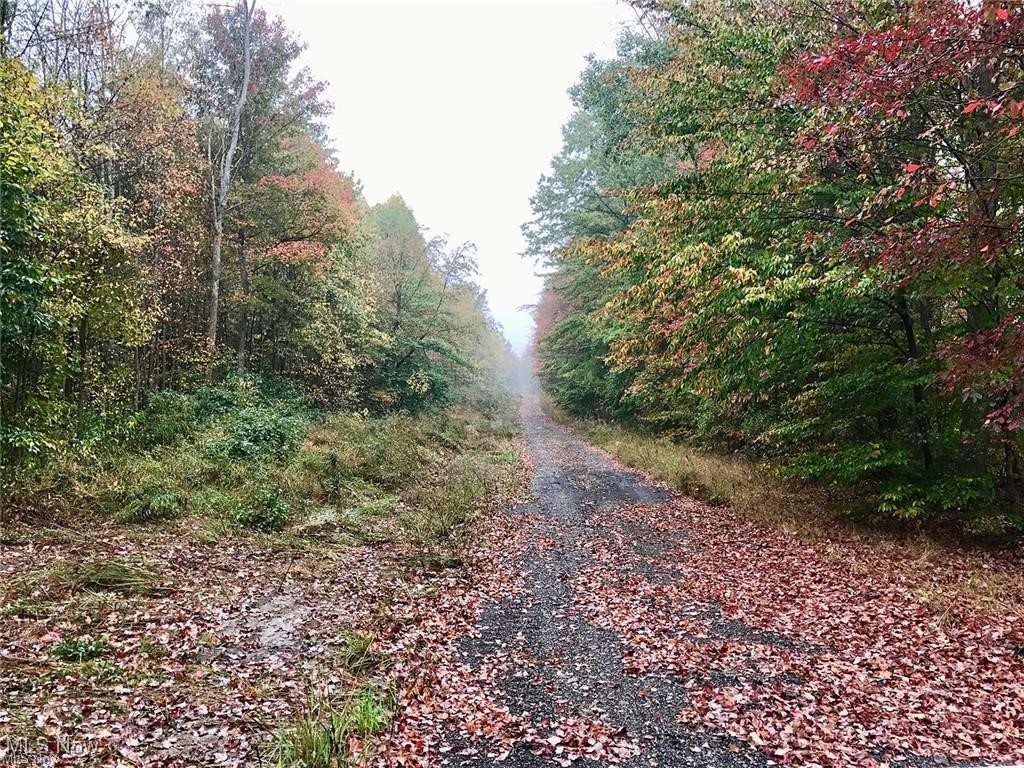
left=340, top=631, right=381, bottom=674
left=52, top=636, right=109, bottom=662
left=4, top=556, right=162, bottom=603
left=0, top=598, right=54, bottom=619
left=75, top=559, right=162, bottom=594
left=913, top=557, right=1024, bottom=625
left=274, top=685, right=394, bottom=767
left=561, top=413, right=834, bottom=539
left=2, top=376, right=524, bottom=761
left=400, top=455, right=492, bottom=568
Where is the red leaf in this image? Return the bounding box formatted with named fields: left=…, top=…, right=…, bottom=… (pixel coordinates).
left=963, top=100, right=983, bottom=114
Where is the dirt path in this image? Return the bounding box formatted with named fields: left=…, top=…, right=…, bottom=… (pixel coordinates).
left=405, top=396, right=1023, bottom=768
left=429, top=398, right=768, bottom=766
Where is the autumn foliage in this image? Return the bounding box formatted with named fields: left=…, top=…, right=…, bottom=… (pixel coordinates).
left=0, top=1, right=512, bottom=483
left=530, top=0, right=1024, bottom=532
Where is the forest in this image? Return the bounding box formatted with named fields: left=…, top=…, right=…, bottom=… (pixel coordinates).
left=1, top=0, right=514, bottom=490
left=530, top=0, right=1023, bottom=534
left=2, top=1, right=1023, bottom=767
left=1, top=2, right=524, bottom=762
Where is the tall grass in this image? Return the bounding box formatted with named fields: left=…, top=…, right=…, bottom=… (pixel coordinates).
left=6, top=375, right=521, bottom=545
left=554, top=410, right=836, bottom=538
left=274, top=686, right=394, bottom=768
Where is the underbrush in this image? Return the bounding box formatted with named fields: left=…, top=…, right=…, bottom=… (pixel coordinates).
left=1, top=376, right=524, bottom=763
left=4, top=376, right=520, bottom=549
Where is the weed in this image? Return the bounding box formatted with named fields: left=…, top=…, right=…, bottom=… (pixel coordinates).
left=76, top=658, right=126, bottom=684
left=0, top=598, right=53, bottom=619
left=274, top=685, right=394, bottom=767
left=0, top=528, right=23, bottom=545
left=140, top=639, right=169, bottom=659
left=346, top=686, right=393, bottom=735
left=399, top=457, right=490, bottom=569
left=406, top=458, right=486, bottom=541
left=140, top=390, right=199, bottom=446
left=76, top=559, right=160, bottom=595
left=6, top=557, right=160, bottom=601
left=492, top=449, right=517, bottom=463
left=340, top=631, right=380, bottom=674
left=326, top=414, right=425, bottom=490
left=117, top=486, right=187, bottom=524
left=52, top=636, right=109, bottom=662
left=233, top=488, right=290, bottom=533
left=207, top=407, right=305, bottom=462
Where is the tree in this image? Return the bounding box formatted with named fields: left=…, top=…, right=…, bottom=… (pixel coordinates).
left=526, top=31, right=672, bottom=420
left=204, top=0, right=254, bottom=372
left=1, top=57, right=144, bottom=464
left=530, top=0, right=1023, bottom=531
left=363, top=197, right=481, bottom=411
left=1, top=0, right=514, bottom=474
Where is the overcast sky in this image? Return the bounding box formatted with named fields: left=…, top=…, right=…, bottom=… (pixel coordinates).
left=265, top=0, right=635, bottom=352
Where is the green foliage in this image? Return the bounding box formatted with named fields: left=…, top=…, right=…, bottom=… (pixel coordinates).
left=340, top=631, right=381, bottom=674
left=1, top=7, right=516, bottom=490
left=117, top=488, right=189, bottom=524
left=530, top=3, right=1023, bottom=534
left=0, top=57, right=145, bottom=471
left=207, top=408, right=305, bottom=462
left=233, top=487, right=290, bottom=533
left=52, top=636, right=109, bottom=663
left=274, top=686, right=394, bottom=768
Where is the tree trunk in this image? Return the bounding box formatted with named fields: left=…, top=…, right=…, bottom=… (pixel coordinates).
left=206, top=0, right=255, bottom=379
left=236, top=230, right=249, bottom=373
left=896, top=294, right=934, bottom=476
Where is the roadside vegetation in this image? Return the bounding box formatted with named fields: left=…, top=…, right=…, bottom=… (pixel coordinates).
left=0, top=1, right=525, bottom=764
left=543, top=400, right=832, bottom=537
left=1, top=374, right=527, bottom=765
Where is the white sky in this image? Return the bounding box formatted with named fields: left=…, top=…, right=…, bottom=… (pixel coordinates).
left=267, top=0, right=636, bottom=352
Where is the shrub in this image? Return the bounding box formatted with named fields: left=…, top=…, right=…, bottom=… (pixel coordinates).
left=117, top=486, right=188, bottom=523
left=139, top=391, right=199, bottom=446
left=233, top=487, right=290, bottom=532
left=208, top=407, right=305, bottom=462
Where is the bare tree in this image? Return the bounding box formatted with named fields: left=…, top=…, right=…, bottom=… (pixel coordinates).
left=206, top=0, right=254, bottom=375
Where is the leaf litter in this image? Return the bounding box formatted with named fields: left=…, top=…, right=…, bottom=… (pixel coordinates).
left=3, top=410, right=1022, bottom=768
